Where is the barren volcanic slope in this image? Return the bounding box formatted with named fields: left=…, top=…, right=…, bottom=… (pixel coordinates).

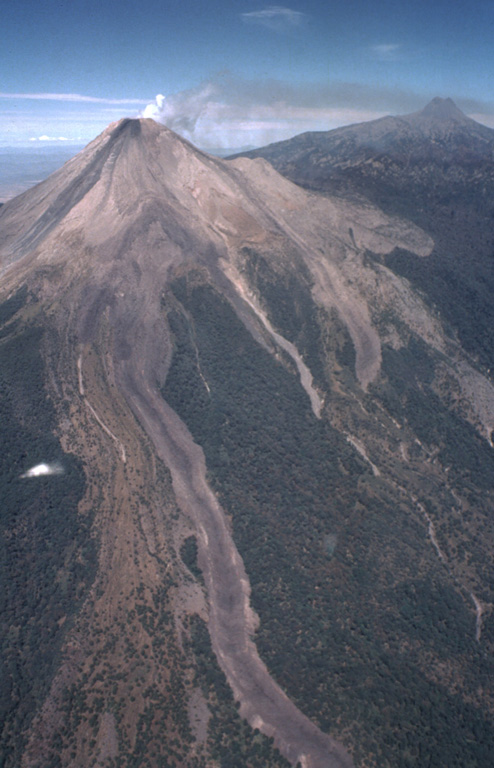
left=1, top=116, right=494, bottom=768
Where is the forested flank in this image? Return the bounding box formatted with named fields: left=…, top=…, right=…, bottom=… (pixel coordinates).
left=162, top=273, right=494, bottom=767
left=0, top=315, right=94, bottom=768
left=377, top=337, right=494, bottom=490
left=0, top=286, right=27, bottom=327
left=180, top=535, right=203, bottom=584
left=242, top=247, right=330, bottom=391
left=388, top=244, right=494, bottom=372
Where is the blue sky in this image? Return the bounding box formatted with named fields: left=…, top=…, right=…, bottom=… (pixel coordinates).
left=2, top=1, right=494, bottom=149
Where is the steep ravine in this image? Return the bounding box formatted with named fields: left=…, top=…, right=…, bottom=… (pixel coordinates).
left=221, top=260, right=323, bottom=418
left=112, top=310, right=353, bottom=768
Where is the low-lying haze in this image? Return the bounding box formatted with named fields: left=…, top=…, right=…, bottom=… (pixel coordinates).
left=2, top=74, right=494, bottom=202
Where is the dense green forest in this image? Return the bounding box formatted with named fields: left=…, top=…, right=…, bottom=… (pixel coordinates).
left=387, top=241, right=494, bottom=373
left=162, top=272, right=494, bottom=767
left=377, top=337, right=494, bottom=490
left=242, top=247, right=331, bottom=392
left=0, top=296, right=95, bottom=767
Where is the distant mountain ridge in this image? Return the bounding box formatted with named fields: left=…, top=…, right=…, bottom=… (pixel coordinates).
left=230, top=98, right=494, bottom=196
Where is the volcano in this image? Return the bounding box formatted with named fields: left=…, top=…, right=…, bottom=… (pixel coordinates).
left=1, top=113, right=493, bottom=768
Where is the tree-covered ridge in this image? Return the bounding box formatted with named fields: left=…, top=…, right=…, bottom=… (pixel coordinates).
left=377, top=338, right=494, bottom=490
left=0, top=305, right=94, bottom=768
left=162, top=271, right=494, bottom=767
left=0, top=285, right=27, bottom=327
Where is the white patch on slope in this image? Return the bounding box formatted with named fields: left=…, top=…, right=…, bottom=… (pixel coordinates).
left=21, top=462, right=64, bottom=478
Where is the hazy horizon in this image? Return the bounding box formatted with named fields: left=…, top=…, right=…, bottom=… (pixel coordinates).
left=2, top=93, right=494, bottom=203
left=2, top=1, right=493, bottom=151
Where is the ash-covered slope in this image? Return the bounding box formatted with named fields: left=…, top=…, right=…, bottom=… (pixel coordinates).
left=1, top=117, right=494, bottom=768
left=0, top=116, right=432, bottom=390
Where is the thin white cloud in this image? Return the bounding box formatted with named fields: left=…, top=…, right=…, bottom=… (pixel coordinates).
left=370, top=44, right=402, bottom=61
left=0, top=92, right=148, bottom=105
left=29, top=135, right=70, bottom=141
left=241, top=6, right=306, bottom=31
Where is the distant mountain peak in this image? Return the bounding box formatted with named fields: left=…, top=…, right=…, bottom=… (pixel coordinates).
left=418, top=97, right=467, bottom=121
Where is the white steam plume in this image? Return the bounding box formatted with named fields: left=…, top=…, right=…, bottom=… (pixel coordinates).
left=141, top=84, right=217, bottom=142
